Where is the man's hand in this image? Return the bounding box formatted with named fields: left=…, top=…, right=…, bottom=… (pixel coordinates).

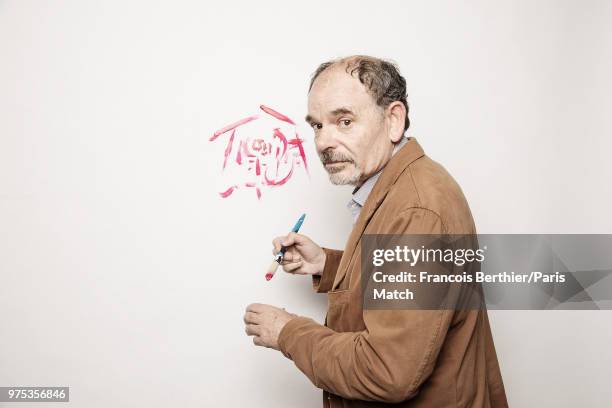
left=272, top=232, right=326, bottom=276
left=244, top=303, right=297, bottom=350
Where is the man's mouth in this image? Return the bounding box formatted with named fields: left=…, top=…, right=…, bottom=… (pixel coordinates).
left=325, top=161, right=348, bottom=166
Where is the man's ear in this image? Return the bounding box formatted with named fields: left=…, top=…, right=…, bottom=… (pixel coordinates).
left=386, top=101, right=407, bottom=143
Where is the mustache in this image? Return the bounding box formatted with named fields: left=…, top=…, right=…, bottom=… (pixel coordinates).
left=319, top=149, right=354, bottom=164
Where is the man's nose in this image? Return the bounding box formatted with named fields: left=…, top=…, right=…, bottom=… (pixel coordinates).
left=314, top=128, right=338, bottom=153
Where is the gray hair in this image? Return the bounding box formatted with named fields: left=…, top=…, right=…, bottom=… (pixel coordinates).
left=309, top=55, right=410, bottom=131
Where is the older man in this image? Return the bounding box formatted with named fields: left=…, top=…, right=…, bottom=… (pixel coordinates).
left=244, top=55, right=508, bottom=407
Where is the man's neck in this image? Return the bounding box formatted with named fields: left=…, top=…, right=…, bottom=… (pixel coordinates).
left=353, top=136, right=408, bottom=190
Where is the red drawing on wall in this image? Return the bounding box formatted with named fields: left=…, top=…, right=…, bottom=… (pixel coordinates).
left=210, top=105, right=309, bottom=200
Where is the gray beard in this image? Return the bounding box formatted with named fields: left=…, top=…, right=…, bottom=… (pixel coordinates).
left=327, top=167, right=362, bottom=186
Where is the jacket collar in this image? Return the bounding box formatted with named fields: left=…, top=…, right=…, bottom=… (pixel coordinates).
left=350, top=135, right=410, bottom=208
left=332, top=137, right=426, bottom=289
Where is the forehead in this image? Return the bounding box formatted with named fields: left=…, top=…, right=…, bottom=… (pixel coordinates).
left=307, top=66, right=375, bottom=116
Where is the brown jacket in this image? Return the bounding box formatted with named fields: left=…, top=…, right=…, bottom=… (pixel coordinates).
left=278, top=138, right=508, bottom=407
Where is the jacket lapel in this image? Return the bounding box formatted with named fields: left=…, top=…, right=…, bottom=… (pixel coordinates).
left=332, top=137, right=426, bottom=290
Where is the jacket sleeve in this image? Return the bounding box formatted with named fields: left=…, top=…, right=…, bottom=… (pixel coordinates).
left=278, top=207, right=456, bottom=403
left=311, top=247, right=343, bottom=293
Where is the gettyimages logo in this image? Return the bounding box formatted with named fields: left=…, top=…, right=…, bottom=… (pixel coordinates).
left=361, top=234, right=612, bottom=310
left=371, top=245, right=487, bottom=267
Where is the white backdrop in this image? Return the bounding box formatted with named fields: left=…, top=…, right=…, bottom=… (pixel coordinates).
left=1, top=1, right=611, bottom=407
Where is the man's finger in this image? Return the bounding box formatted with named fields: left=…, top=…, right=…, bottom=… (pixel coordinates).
left=271, top=236, right=284, bottom=255
left=283, top=260, right=304, bottom=274
left=243, top=311, right=263, bottom=325
left=253, top=336, right=266, bottom=347
left=272, top=233, right=307, bottom=256
left=245, top=324, right=261, bottom=336
left=246, top=303, right=268, bottom=313
left=281, top=252, right=302, bottom=264
left=281, top=232, right=301, bottom=247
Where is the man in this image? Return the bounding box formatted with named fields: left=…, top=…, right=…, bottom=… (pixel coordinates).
left=243, top=55, right=508, bottom=407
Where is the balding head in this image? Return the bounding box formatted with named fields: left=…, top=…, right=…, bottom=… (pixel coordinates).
left=309, top=55, right=410, bottom=132
left=305, top=55, right=409, bottom=187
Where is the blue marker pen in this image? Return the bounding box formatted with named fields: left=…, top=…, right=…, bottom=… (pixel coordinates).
left=265, top=213, right=306, bottom=281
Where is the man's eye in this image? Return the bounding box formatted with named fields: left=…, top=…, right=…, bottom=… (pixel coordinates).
left=340, top=119, right=352, bottom=127
left=311, top=123, right=322, bottom=130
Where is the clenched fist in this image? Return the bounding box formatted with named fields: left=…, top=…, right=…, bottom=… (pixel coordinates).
left=244, top=303, right=297, bottom=350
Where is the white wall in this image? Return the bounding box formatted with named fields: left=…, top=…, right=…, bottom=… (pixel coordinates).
left=1, top=1, right=611, bottom=407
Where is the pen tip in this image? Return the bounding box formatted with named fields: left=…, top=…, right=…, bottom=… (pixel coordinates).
left=265, top=260, right=279, bottom=281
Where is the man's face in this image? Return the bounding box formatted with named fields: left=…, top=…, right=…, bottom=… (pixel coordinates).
left=306, top=65, right=396, bottom=186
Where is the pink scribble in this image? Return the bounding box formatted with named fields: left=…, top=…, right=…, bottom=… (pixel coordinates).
left=272, top=128, right=288, bottom=159
left=219, top=185, right=237, bottom=198
left=210, top=105, right=309, bottom=200
left=265, top=164, right=293, bottom=186
left=222, top=129, right=236, bottom=170
left=210, top=115, right=259, bottom=141
left=251, top=139, right=270, bottom=156
left=288, top=133, right=308, bottom=172
left=260, top=104, right=295, bottom=125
